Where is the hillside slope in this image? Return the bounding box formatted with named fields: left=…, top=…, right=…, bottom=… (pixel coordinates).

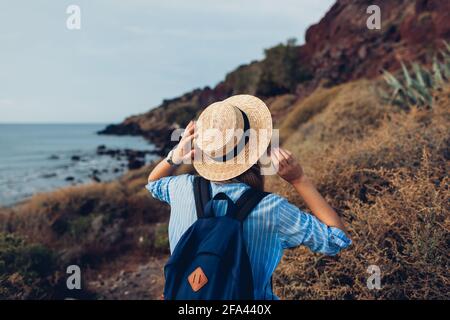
left=269, top=81, right=449, bottom=299
left=2, top=79, right=448, bottom=299
left=99, top=0, right=450, bottom=153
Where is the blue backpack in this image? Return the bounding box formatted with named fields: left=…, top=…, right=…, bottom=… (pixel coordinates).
left=163, top=176, right=269, bottom=300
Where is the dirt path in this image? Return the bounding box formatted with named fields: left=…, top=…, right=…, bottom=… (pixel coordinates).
left=88, top=256, right=167, bottom=300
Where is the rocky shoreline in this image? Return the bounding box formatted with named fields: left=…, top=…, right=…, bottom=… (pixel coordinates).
left=95, top=145, right=158, bottom=170
left=98, top=125, right=176, bottom=156
left=59, top=145, right=158, bottom=184
left=41, top=144, right=160, bottom=190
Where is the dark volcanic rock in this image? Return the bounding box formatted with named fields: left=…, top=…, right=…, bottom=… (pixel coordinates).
left=71, top=155, right=81, bottom=161
left=90, top=170, right=102, bottom=182
left=41, top=173, right=57, bottom=178
left=65, top=176, right=75, bottom=181
left=95, top=145, right=150, bottom=170
left=91, top=175, right=101, bottom=183
left=97, top=147, right=122, bottom=157
left=97, top=122, right=143, bottom=136
left=128, top=158, right=145, bottom=170
left=125, top=149, right=146, bottom=158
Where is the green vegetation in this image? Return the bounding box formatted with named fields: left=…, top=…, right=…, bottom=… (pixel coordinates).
left=0, top=233, right=57, bottom=299
left=167, top=104, right=199, bottom=127
left=224, top=39, right=312, bottom=97
left=257, top=38, right=312, bottom=96
left=153, top=223, right=169, bottom=253
left=224, top=61, right=262, bottom=95
left=382, top=42, right=450, bottom=109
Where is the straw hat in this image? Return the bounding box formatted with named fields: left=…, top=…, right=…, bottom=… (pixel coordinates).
left=193, top=94, right=272, bottom=181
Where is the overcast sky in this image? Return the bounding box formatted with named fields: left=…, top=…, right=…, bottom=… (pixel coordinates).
left=0, top=0, right=334, bottom=123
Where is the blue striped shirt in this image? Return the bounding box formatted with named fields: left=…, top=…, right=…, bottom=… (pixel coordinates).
left=146, top=174, right=351, bottom=299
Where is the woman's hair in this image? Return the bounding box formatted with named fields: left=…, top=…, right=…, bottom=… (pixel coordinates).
left=228, top=162, right=265, bottom=191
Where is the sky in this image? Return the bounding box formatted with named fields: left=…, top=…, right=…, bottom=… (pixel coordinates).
left=0, top=0, right=334, bottom=123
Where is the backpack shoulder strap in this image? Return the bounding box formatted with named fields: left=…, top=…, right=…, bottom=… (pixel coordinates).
left=193, top=176, right=211, bottom=219
left=233, top=188, right=270, bottom=222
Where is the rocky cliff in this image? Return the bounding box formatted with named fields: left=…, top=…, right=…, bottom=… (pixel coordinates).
left=99, top=0, right=450, bottom=153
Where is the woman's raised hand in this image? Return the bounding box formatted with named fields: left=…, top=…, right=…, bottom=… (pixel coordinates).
left=172, top=120, right=196, bottom=165
left=271, top=147, right=304, bottom=185
left=271, top=147, right=348, bottom=233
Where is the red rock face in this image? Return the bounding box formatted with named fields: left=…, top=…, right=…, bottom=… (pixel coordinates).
left=400, top=0, right=450, bottom=46
left=298, top=0, right=450, bottom=89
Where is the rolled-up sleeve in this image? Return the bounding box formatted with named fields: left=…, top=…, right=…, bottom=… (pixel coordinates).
left=145, top=176, right=175, bottom=204
left=278, top=198, right=351, bottom=255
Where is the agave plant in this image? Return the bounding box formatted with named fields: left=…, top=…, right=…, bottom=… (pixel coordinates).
left=382, top=41, right=450, bottom=109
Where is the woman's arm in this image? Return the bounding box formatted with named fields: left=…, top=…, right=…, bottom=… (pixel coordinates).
left=148, top=121, right=196, bottom=182
left=271, top=148, right=347, bottom=233
left=147, top=158, right=177, bottom=183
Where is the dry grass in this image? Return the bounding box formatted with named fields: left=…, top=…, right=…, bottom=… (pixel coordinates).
left=265, top=94, right=298, bottom=122
left=279, top=85, right=341, bottom=142
left=270, top=84, right=450, bottom=299
left=0, top=164, right=170, bottom=266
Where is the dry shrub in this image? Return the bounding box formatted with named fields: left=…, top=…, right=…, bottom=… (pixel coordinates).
left=0, top=233, right=58, bottom=299
left=272, top=85, right=450, bottom=299
left=275, top=154, right=449, bottom=299
left=1, top=79, right=448, bottom=299
left=265, top=94, right=298, bottom=121
left=282, top=80, right=389, bottom=148
left=279, top=85, right=341, bottom=142
left=268, top=79, right=393, bottom=205
left=0, top=163, right=169, bottom=267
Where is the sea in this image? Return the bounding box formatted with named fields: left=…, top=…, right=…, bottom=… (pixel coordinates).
left=0, top=124, right=156, bottom=207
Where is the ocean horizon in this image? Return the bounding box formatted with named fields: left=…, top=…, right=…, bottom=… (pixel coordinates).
left=0, top=123, right=155, bottom=207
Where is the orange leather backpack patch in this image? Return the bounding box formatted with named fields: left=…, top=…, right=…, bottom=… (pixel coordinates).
left=188, top=267, right=208, bottom=292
